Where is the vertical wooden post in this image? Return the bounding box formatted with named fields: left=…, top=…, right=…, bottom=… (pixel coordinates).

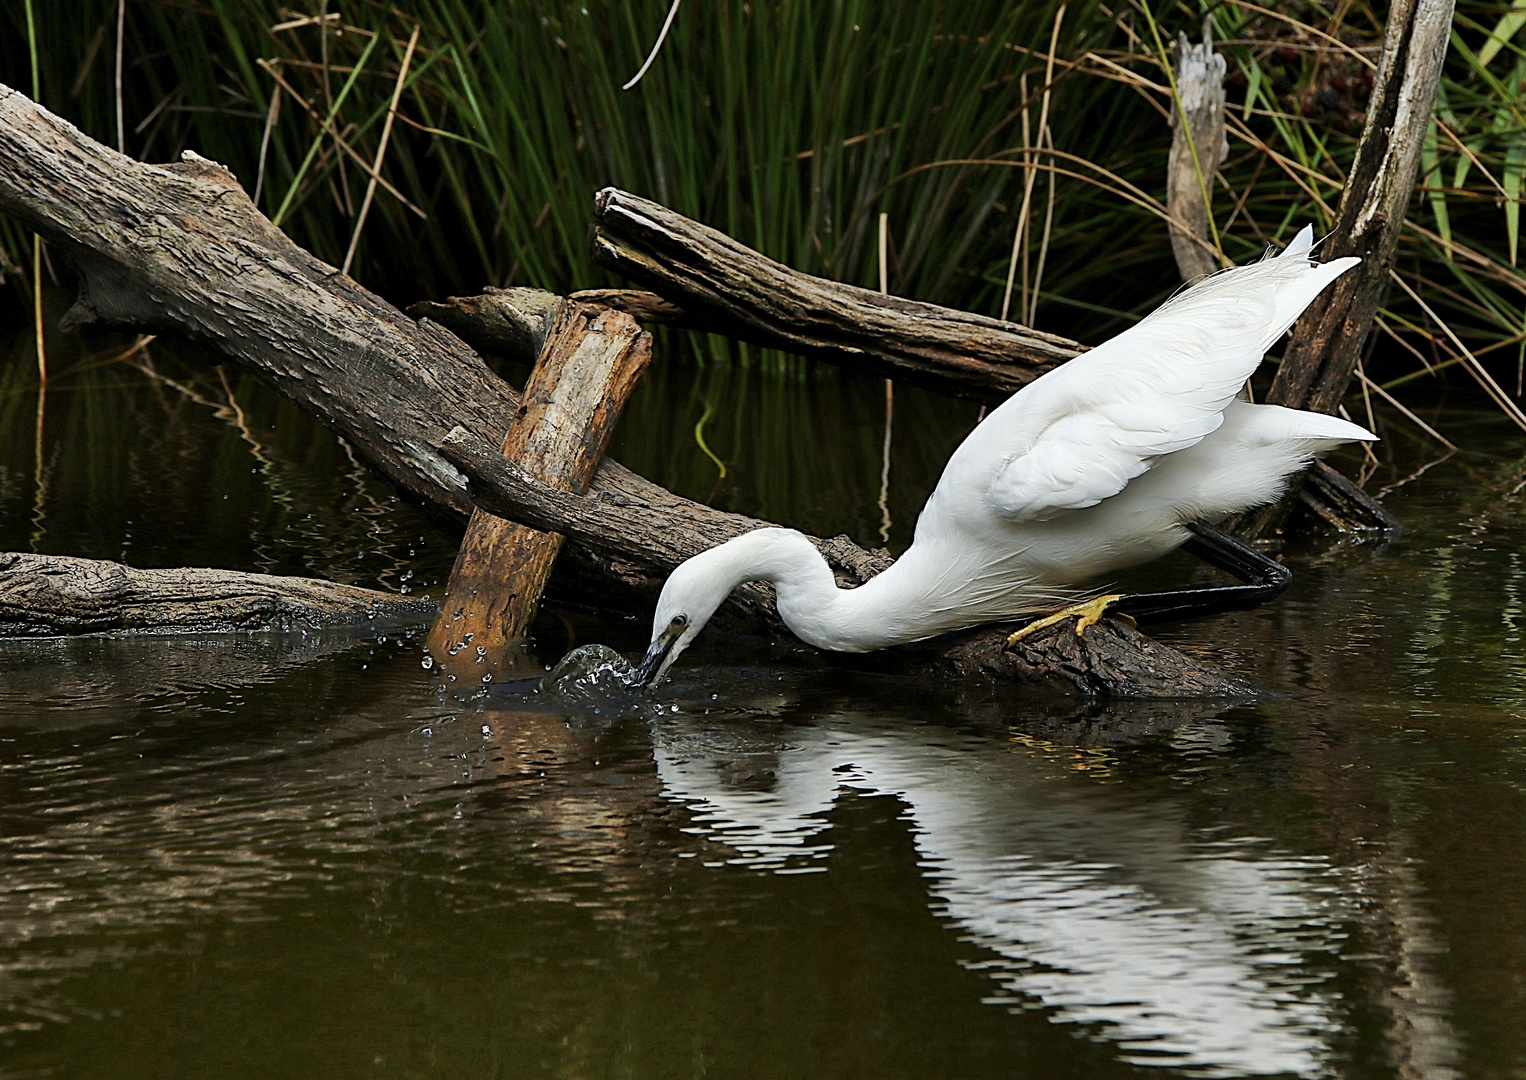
left=426, top=302, right=651, bottom=674
left=1238, top=0, right=1454, bottom=537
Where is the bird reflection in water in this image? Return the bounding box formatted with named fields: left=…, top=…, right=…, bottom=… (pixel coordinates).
left=640, top=704, right=1344, bottom=1076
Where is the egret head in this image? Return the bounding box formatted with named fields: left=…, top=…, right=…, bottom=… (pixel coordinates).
left=631, top=548, right=739, bottom=687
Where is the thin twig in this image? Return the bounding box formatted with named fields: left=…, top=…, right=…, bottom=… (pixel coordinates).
left=1029, top=126, right=1057, bottom=327
left=1000, top=73, right=1034, bottom=324
left=1025, top=4, right=1067, bottom=322
left=889, top=153, right=1219, bottom=262
left=1389, top=269, right=1526, bottom=431
left=115, top=0, right=125, bottom=152
left=258, top=57, right=427, bottom=221
left=69, top=25, right=107, bottom=99
left=1215, top=0, right=1379, bottom=70
left=1337, top=404, right=1382, bottom=464
left=253, top=80, right=282, bottom=208
left=32, top=238, right=44, bottom=388
left=270, top=11, right=342, bottom=34
left=623, top=0, right=683, bottom=90
left=1355, top=368, right=1456, bottom=448
left=342, top=24, right=421, bottom=276
left=1375, top=315, right=1435, bottom=374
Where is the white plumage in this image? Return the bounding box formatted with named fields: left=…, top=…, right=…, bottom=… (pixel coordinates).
left=636, top=227, right=1376, bottom=681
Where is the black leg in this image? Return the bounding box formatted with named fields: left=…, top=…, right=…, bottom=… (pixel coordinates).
left=1109, top=521, right=1291, bottom=625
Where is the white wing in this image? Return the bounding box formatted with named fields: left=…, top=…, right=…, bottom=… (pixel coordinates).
left=985, top=228, right=1357, bottom=523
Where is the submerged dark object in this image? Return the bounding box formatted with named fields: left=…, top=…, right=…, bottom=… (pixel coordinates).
left=538, top=643, right=643, bottom=699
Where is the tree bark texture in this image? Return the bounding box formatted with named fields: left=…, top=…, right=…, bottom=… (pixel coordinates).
left=0, top=552, right=434, bottom=637
left=428, top=300, right=651, bottom=660
left=590, top=187, right=1083, bottom=401
left=1238, top=0, right=1455, bottom=537
left=0, top=83, right=1254, bottom=697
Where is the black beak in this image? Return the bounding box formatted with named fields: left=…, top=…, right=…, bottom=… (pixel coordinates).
left=631, top=626, right=681, bottom=688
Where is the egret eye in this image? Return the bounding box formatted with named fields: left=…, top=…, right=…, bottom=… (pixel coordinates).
left=671, top=614, right=689, bottom=629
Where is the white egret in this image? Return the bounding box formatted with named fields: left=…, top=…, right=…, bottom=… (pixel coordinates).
left=633, top=228, right=1376, bottom=685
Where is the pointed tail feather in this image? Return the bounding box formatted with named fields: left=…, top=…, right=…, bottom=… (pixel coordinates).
left=1280, top=224, right=1316, bottom=259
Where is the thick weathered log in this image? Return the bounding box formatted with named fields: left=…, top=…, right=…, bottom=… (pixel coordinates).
left=590, top=187, right=1082, bottom=401
left=1167, top=22, right=1229, bottom=282
left=0, top=552, right=434, bottom=637
left=0, top=84, right=1253, bottom=696
left=1240, top=0, right=1453, bottom=538
left=429, top=301, right=651, bottom=659
left=0, top=81, right=705, bottom=591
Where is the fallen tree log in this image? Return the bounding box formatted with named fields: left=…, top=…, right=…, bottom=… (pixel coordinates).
left=589, top=187, right=1083, bottom=400
left=484, top=188, right=1391, bottom=538
left=0, top=83, right=1251, bottom=696
left=0, top=552, right=434, bottom=636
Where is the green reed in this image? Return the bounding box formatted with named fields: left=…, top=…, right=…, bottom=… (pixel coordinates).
left=0, top=0, right=1523, bottom=423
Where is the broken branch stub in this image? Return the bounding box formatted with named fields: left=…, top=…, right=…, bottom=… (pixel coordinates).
left=1167, top=22, right=1229, bottom=282
left=1239, top=0, right=1454, bottom=538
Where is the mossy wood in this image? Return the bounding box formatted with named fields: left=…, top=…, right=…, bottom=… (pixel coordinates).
left=0, top=82, right=1252, bottom=696
left=428, top=301, right=651, bottom=661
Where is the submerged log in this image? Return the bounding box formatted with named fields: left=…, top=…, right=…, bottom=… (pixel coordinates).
left=428, top=300, right=651, bottom=661
left=0, top=83, right=1252, bottom=696
left=0, top=552, right=434, bottom=637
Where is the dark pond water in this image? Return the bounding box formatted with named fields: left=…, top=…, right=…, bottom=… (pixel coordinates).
left=1, top=328, right=1524, bottom=1079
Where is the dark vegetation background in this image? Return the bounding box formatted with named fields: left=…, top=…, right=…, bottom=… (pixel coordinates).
left=0, top=0, right=1523, bottom=429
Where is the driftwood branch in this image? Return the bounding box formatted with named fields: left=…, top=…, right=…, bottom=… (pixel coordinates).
left=0, top=552, right=434, bottom=636
left=0, top=84, right=1255, bottom=696
left=589, top=187, right=1082, bottom=400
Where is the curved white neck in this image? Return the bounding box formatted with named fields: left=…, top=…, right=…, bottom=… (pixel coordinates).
left=697, top=528, right=1002, bottom=653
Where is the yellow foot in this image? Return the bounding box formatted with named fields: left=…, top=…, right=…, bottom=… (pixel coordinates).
left=1006, top=594, right=1130, bottom=646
